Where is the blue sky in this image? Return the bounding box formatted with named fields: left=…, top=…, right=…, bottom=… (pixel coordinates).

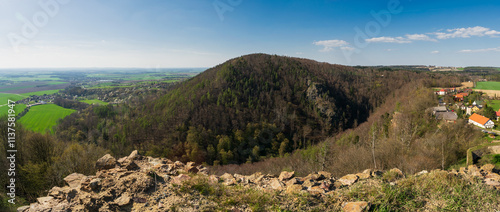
left=1, top=0, right=499, bottom=68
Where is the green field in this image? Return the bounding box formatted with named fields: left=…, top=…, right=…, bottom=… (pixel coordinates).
left=0, top=93, right=26, bottom=104
left=485, top=100, right=500, bottom=111
left=19, top=104, right=76, bottom=133
left=0, top=104, right=26, bottom=116
left=21, top=89, right=60, bottom=96
left=80, top=99, right=108, bottom=105
left=475, top=81, right=500, bottom=90
left=0, top=75, right=58, bottom=81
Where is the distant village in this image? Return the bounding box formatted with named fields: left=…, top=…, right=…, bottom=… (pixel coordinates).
left=433, top=86, right=499, bottom=132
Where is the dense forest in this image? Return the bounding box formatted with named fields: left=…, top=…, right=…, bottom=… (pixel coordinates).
left=2, top=54, right=470, bottom=208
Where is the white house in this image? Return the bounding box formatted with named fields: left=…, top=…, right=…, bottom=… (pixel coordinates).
left=469, top=113, right=494, bottom=129
left=437, top=89, right=446, bottom=95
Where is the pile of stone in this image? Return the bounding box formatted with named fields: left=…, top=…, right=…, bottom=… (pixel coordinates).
left=17, top=151, right=500, bottom=212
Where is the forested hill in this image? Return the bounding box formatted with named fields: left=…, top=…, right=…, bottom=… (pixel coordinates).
left=117, top=53, right=429, bottom=165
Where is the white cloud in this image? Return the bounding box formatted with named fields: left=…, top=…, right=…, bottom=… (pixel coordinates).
left=365, top=36, right=411, bottom=44
left=458, top=47, right=500, bottom=53
left=340, top=46, right=355, bottom=51
left=406, top=34, right=437, bottom=42
left=431, top=50, right=440, bottom=54
left=435, top=26, right=500, bottom=39
left=313, top=39, right=349, bottom=52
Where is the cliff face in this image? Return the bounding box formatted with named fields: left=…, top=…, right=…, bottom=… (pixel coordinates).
left=18, top=151, right=500, bottom=212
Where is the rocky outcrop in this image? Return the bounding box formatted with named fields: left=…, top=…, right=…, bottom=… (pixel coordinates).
left=18, top=151, right=500, bottom=212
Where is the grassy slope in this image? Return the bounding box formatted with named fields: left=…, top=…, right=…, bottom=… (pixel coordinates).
left=0, top=104, right=26, bottom=116
left=485, top=100, right=500, bottom=111
left=475, top=81, right=500, bottom=90
left=21, top=89, right=60, bottom=96
left=80, top=99, right=108, bottom=105
left=19, top=104, right=75, bottom=133
left=0, top=93, right=26, bottom=103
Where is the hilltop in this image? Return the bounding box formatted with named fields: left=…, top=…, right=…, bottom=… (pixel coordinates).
left=19, top=151, right=500, bottom=211
left=79, top=53, right=447, bottom=165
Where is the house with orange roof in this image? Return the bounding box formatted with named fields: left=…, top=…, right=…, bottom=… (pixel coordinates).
left=454, top=92, right=469, bottom=102
left=437, top=89, right=446, bottom=95
left=468, top=113, right=494, bottom=129
left=496, top=109, right=500, bottom=121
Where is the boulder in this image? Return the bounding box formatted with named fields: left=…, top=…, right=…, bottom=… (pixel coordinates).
left=467, top=165, right=483, bottom=177
left=220, top=173, right=237, bottom=186
left=17, top=206, right=29, bottom=212
left=64, top=173, right=87, bottom=189
left=356, top=172, right=371, bottom=180
left=184, top=162, right=199, bottom=174
left=96, top=154, right=116, bottom=170
left=174, top=161, right=185, bottom=169
left=285, top=184, right=304, bottom=194
left=248, top=172, right=264, bottom=183
left=484, top=178, right=500, bottom=187
left=338, top=174, right=359, bottom=186
left=304, top=173, right=324, bottom=181
left=389, top=168, right=404, bottom=178
left=37, top=196, right=54, bottom=205
left=307, top=186, right=325, bottom=195
left=89, top=178, right=101, bottom=191
left=48, top=186, right=77, bottom=201
left=343, top=201, right=370, bottom=212
left=208, top=175, right=219, bottom=184
left=416, top=170, right=428, bottom=176
left=485, top=173, right=500, bottom=181
left=269, top=178, right=284, bottom=190
left=278, top=171, right=295, bottom=181
left=318, top=171, right=333, bottom=179
left=123, top=160, right=139, bottom=170
left=114, top=193, right=132, bottom=207
left=172, top=174, right=191, bottom=185
left=302, top=179, right=318, bottom=188
left=481, top=164, right=495, bottom=174
left=128, top=150, right=141, bottom=161
left=285, top=177, right=302, bottom=187
left=319, top=182, right=331, bottom=191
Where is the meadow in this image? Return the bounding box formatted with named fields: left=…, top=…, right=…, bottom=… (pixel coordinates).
left=21, top=89, right=61, bottom=96
left=0, top=93, right=26, bottom=104
left=18, top=104, right=76, bottom=133
left=475, top=81, right=500, bottom=90
left=80, top=99, right=108, bottom=105
left=485, top=100, right=500, bottom=111
left=0, top=104, right=26, bottom=116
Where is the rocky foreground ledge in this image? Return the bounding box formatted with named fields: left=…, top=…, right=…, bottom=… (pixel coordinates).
left=18, top=151, right=500, bottom=212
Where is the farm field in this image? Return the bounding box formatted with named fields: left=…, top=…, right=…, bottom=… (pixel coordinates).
left=475, top=81, right=500, bottom=90
left=0, top=93, right=26, bottom=104
left=18, top=104, right=76, bottom=133
left=0, top=104, right=26, bottom=116
left=21, top=89, right=61, bottom=96
left=80, top=99, right=108, bottom=105
left=485, top=100, right=500, bottom=111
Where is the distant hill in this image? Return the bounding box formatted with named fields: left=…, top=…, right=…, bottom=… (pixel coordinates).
left=116, top=54, right=433, bottom=164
